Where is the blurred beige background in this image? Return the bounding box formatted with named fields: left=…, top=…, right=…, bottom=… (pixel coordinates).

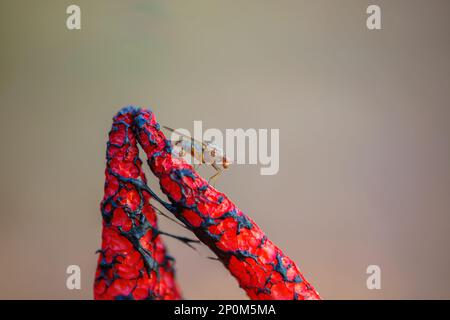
left=1, top=0, right=449, bottom=299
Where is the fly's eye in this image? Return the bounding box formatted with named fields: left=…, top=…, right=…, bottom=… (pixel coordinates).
left=210, top=149, right=216, bottom=157
left=223, top=157, right=230, bottom=169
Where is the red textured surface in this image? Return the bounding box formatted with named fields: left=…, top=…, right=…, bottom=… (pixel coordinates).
left=132, top=107, right=321, bottom=300
left=94, top=108, right=181, bottom=300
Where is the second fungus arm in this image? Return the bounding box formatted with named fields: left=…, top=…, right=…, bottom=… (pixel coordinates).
left=94, top=108, right=181, bottom=300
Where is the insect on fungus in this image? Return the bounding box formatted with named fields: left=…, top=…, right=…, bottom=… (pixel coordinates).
left=163, top=126, right=232, bottom=185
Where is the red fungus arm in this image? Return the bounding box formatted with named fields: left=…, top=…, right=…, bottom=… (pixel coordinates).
left=94, top=108, right=181, bottom=300
left=133, top=107, right=321, bottom=300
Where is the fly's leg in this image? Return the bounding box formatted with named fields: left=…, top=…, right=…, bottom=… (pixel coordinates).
left=208, top=165, right=223, bottom=187
left=193, top=162, right=201, bottom=171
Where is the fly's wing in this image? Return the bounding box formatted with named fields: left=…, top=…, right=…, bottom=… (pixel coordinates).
left=163, top=126, right=229, bottom=166
left=203, top=143, right=223, bottom=164
left=170, top=141, right=185, bottom=158
left=189, top=140, right=204, bottom=164
left=169, top=139, right=204, bottom=166
left=163, top=126, right=208, bottom=148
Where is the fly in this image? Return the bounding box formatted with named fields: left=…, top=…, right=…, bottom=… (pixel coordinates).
left=163, top=126, right=232, bottom=185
